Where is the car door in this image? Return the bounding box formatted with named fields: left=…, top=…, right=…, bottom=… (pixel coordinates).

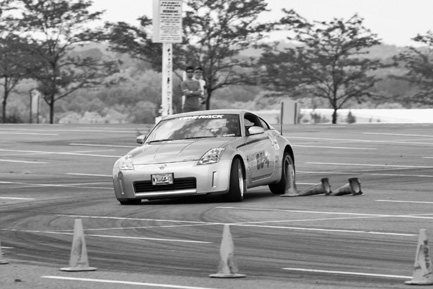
left=240, top=113, right=276, bottom=184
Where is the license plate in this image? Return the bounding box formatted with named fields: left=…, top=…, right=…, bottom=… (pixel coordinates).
left=151, top=173, right=174, bottom=185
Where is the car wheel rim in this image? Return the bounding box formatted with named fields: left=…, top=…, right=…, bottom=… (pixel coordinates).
left=284, top=156, right=294, bottom=190
left=238, top=166, right=244, bottom=197
left=288, top=163, right=295, bottom=187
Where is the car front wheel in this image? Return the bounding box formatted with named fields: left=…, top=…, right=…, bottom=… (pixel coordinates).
left=222, top=158, right=245, bottom=202
left=269, top=152, right=296, bottom=195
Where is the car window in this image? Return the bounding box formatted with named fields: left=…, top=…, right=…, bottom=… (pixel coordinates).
left=146, top=114, right=241, bottom=142
left=259, top=117, right=270, bottom=130
left=244, top=113, right=264, bottom=136
left=244, top=114, right=262, bottom=127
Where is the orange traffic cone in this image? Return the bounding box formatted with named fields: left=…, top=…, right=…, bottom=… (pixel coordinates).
left=209, top=224, right=246, bottom=278
left=330, top=178, right=363, bottom=196
left=0, top=239, right=8, bottom=264
left=60, top=219, right=97, bottom=272
left=405, top=229, right=433, bottom=285
left=297, top=178, right=332, bottom=197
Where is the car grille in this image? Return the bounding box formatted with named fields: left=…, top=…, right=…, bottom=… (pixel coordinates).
left=133, top=177, right=197, bottom=193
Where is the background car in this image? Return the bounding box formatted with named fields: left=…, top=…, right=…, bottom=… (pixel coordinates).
left=112, top=109, right=296, bottom=204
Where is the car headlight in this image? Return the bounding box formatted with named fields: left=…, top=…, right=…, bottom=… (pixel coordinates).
left=119, top=155, right=134, bottom=170
left=198, top=148, right=225, bottom=165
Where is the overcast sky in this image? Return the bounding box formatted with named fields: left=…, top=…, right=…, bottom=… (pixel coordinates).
left=91, top=0, right=433, bottom=47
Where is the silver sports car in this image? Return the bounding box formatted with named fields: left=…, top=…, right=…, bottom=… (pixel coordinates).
left=112, top=109, right=296, bottom=204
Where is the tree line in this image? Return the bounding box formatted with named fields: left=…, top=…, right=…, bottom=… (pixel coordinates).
left=0, top=0, right=432, bottom=124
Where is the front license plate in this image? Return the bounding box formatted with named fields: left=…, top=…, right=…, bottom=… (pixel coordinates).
left=151, top=173, right=174, bottom=185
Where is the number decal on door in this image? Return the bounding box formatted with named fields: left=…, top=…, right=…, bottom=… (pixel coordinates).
left=256, top=151, right=270, bottom=170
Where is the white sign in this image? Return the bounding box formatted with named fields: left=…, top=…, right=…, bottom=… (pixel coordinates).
left=31, top=89, right=41, bottom=114
left=152, top=0, right=182, bottom=43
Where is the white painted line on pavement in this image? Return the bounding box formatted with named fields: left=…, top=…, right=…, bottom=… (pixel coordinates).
left=237, top=223, right=415, bottom=237
left=290, top=136, right=380, bottom=143
left=57, top=214, right=226, bottom=231
left=36, top=184, right=111, bottom=189
left=297, top=170, right=433, bottom=178
left=364, top=132, right=433, bottom=138
left=377, top=199, right=433, bottom=205
left=0, top=148, right=120, bottom=158
left=216, top=206, right=433, bottom=220
left=294, top=145, right=376, bottom=150
left=88, top=234, right=211, bottom=243
left=70, top=143, right=136, bottom=148
left=75, top=223, right=219, bottom=232
left=57, top=212, right=418, bottom=237
left=282, top=268, right=410, bottom=279
left=7, top=229, right=211, bottom=244
left=296, top=182, right=317, bottom=185
left=67, top=173, right=111, bottom=178
left=0, top=131, right=58, bottom=136
left=0, top=128, right=134, bottom=134
left=306, top=162, right=433, bottom=168
left=70, top=149, right=116, bottom=153
left=54, top=182, right=110, bottom=186
left=41, top=276, right=218, bottom=289
left=70, top=217, right=385, bottom=233
left=0, top=180, right=110, bottom=190
left=58, top=214, right=211, bottom=224
left=0, top=197, right=35, bottom=200
left=0, top=159, right=47, bottom=164
left=290, top=136, right=433, bottom=146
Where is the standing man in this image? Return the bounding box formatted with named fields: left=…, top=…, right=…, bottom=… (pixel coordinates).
left=193, top=66, right=207, bottom=109
left=181, top=66, right=203, bottom=112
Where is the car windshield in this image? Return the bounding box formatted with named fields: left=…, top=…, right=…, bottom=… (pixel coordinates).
left=146, top=114, right=241, bottom=143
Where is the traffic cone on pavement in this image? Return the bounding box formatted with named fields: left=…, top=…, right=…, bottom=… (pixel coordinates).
left=60, top=219, right=97, bottom=272
left=209, top=224, right=246, bottom=278
left=405, top=229, right=433, bottom=285
left=0, top=239, right=8, bottom=264
left=330, top=178, right=363, bottom=196
left=280, top=165, right=299, bottom=197
left=297, top=178, right=332, bottom=197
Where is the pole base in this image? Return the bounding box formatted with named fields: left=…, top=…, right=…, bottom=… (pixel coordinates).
left=209, top=273, right=246, bottom=278
left=60, top=266, right=97, bottom=272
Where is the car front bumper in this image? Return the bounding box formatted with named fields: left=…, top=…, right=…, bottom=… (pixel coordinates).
left=113, top=159, right=232, bottom=200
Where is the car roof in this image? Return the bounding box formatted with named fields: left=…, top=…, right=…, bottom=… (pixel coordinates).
left=162, top=109, right=255, bottom=120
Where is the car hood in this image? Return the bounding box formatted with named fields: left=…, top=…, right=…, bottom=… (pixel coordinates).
left=129, top=138, right=234, bottom=164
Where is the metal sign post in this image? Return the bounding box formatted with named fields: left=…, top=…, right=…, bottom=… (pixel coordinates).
left=153, top=0, right=183, bottom=117
left=161, top=43, right=173, bottom=116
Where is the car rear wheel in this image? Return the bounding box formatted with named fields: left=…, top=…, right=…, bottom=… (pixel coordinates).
left=118, top=199, right=142, bottom=205
left=222, top=158, right=245, bottom=202
left=269, top=152, right=295, bottom=194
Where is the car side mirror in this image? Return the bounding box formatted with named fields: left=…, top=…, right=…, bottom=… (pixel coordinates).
left=248, top=126, right=265, bottom=135
left=136, top=135, right=146, bottom=144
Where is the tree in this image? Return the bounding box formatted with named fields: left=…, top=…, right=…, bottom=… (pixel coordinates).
left=0, top=1, right=29, bottom=123
left=393, top=31, right=433, bottom=106
left=105, top=0, right=273, bottom=110
left=259, top=10, right=383, bottom=124
left=0, top=37, right=33, bottom=123
left=12, top=0, right=119, bottom=123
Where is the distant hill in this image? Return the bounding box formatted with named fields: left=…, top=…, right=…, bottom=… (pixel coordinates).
left=240, top=39, right=410, bottom=60
left=75, top=39, right=414, bottom=63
